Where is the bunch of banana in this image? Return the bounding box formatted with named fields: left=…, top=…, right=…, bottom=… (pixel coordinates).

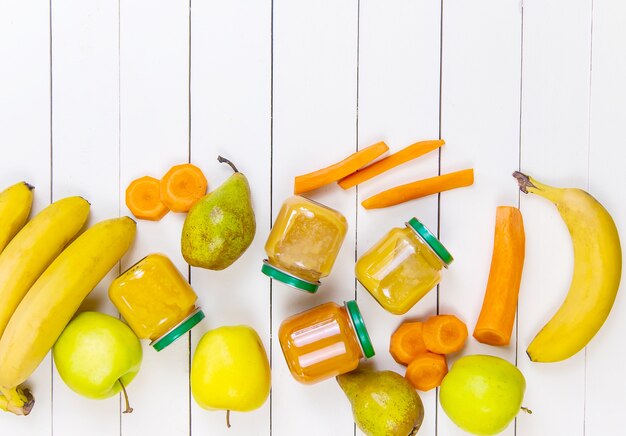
left=0, top=216, right=136, bottom=415
left=514, top=172, right=622, bottom=363
left=0, top=182, right=34, bottom=252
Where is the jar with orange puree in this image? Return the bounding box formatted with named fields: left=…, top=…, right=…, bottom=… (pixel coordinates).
left=356, top=217, right=453, bottom=315
left=262, top=196, right=348, bottom=293
left=109, top=253, right=205, bottom=351
left=278, top=300, right=374, bottom=384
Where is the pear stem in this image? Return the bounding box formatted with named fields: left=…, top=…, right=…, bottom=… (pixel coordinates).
left=217, top=156, right=239, bottom=173
left=512, top=171, right=536, bottom=194
left=226, top=410, right=231, bottom=428
left=119, top=380, right=133, bottom=414
left=521, top=406, right=533, bottom=414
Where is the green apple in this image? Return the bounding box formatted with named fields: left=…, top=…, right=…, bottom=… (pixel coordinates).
left=53, top=311, right=142, bottom=412
left=191, top=325, right=270, bottom=426
left=439, top=355, right=526, bottom=435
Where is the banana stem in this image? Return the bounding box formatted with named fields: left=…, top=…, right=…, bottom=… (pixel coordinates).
left=512, top=171, right=536, bottom=194
left=217, top=156, right=239, bottom=173
left=119, top=380, right=133, bottom=414
left=0, top=387, right=34, bottom=415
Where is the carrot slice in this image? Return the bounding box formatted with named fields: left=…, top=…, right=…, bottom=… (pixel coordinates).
left=338, top=139, right=445, bottom=189
left=362, top=168, right=474, bottom=209
left=423, top=314, right=468, bottom=354
left=405, top=352, right=448, bottom=391
left=293, top=142, right=389, bottom=194
left=160, top=163, right=208, bottom=212
left=126, top=176, right=169, bottom=221
left=474, top=206, right=525, bottom=346
left=389, top=322, right=428, bottom=366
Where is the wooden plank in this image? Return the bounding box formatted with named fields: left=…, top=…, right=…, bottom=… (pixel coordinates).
left=437, top=1, right=522, bottom=435
left=119, top=0, right=190, bottom=435
left=271, top=0, right=358, bottom=434
left=356, top=0, right=441, bottom=435
left=516, top=0, right=592, bottom=435
left=0, top=0, right=52, bottom=433
left=49, top=0, right=121, bottom=434
left=189, top=0, right=272, bottom=434
left=585, top=1, right=626, bottom=434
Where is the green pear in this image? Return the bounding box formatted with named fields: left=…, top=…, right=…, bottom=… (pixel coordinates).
left=182, top=156, right=256, bottom=270
left=337, top=369, right=424, bottom=436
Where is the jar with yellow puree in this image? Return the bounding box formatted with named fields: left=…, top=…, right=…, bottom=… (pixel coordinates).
left=279, top=300, right=374, bottom=384
left=356, top=218, right=453, bottom=315
left=109, top=253, right=205, bottom=351
left=262, top=196, right=348, bottom=293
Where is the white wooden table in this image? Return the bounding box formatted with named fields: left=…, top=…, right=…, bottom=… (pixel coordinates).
left=1, top=0, right=625, bottom=435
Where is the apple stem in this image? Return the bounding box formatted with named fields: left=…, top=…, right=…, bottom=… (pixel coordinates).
left=226, top=410, right=231, bottom=428
left=521, top=406, right=533, bottom=415
left=119, top=380, right=133, bottom=414
left=217, top=156, right=239, bottom=173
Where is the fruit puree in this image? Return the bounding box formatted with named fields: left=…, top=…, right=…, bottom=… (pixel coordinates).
left=109, top=253, right=204, bottom=350
left=262, top=196, right=347, bottom=293
left=278, top=300, right=374, bottom=384
left=356, top=218, right=452, bottom=315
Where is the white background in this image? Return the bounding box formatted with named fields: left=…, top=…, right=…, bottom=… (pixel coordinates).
left=1, top=0, right=625, bottom=435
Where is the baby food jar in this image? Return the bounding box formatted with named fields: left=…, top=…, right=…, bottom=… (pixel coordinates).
left=262, top=196, right=348, bottom=293
left=356, top=217, right=453, bottom=315
left=278, top=300, right=374, bottom=384
left=109, top=253, right=205, bottom=351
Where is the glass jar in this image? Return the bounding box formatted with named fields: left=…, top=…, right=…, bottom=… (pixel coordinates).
left=278, top=300, right=374, bottom=384
left=262, top=196, right=348, bottom=293
left=109, top=253, right=205, bottom=351
left=356, top=217, right=453, bottom=315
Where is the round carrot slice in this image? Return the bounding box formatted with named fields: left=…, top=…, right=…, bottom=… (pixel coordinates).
left=126, top=176, right=169, bottom=221
left=423, top=314, right=468, bottom=354
left=160, top=163, right=208, bottom=212
left=389, top=322, right=428, bottom=366
left=405, top=352, right=448, bottom=391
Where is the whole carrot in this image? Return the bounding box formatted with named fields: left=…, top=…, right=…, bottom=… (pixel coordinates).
left=473, top=206, right=525, bottom=346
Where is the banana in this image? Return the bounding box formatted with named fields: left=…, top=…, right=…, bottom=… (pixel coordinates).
left=514, top=172, right=622, bottom=363
left=0, top=216, right=136, bottom=415
left=0, top=196, right=90, bottom=340
left=0, top=182, right=34, bottom=253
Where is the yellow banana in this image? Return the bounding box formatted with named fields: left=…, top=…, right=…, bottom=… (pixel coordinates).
left=514, top=172, right=622, bottom=363
left=0, top=182, right=34, bottom=253
left=0, top=196, right=90, bottom=340
left=0, top=216, right=136, bottom=415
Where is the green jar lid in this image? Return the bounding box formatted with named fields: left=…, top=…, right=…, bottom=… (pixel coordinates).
left=345, top=300, right=375, bottom=359
left=151, top=308, right=205, bottom=352
left=406, top=217, right=454, bottom=266
left=261, top=260, right=320, bottom=293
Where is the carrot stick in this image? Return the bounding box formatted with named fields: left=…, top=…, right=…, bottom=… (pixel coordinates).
left=293, top=142, right=389, bottom=194
left=126, top=176, right=169, bottom=221
left=160, top=163, right=208, bottom=212
left=405, top=352, right=448, bottom=391
left=422, top=314, right=468, bottom=354
left=473, top=206, right=525, bottom=346
left=389, top=322, right=428, bottom=366
left=361, top=168, right=474, bottom=209
left=338, top=139, right=445, bottom=189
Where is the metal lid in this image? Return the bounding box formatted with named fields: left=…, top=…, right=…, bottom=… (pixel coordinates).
left=406, top=217, right=454, bottom=266
left=345, top=300, right=375, bottom=359
left=150, top=308, right=205, bottom=352
left=261, top=260, right=320, bottom=293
